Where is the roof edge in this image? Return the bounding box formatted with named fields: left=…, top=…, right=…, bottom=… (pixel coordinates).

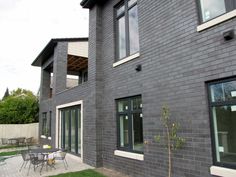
left=31, top=37, right=88, bottom=67
left=80, top=0, right=96, bottom=8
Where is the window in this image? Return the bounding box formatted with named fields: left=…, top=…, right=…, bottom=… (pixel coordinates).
left=42, top=112, right=47, bottom=136
left=83, top=71, right=88, bottom=82
left=60, top=106, right=81, bottom=155
left=116, top=0, right=139, bottom=60
left=199, top=0, right=235, bottom=22
left=117, top=96, right=143, bottom=153
left=42, top=112, right=51, bottom=137
left=48, top=111, right=52, bottom=137
left=208, top=78, right=236, bottom=168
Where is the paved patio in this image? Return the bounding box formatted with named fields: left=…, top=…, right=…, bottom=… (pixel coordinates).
left=0, top=153, right=93, bottom=177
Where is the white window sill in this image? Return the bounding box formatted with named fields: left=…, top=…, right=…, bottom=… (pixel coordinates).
left=197, top=9, right=236, bottom=32
left=114, top=150, right=144, bottom=161
left=113, top=52, right=140, bottom=68
left=210, top=166, right=236, bottom=177
left=40, top=135, right=46, bottom=139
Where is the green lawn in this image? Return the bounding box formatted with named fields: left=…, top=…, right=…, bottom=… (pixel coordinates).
left=49, top=169, right=106, bottom=177
left=0, top=145, right=26, bottom=150
left=0, top=151, right=18, bottom=156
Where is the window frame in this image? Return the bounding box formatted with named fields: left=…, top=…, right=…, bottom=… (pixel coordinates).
left=115, top=0, right=139, bottom=61
left=207, top=77, right=236, bottom=169
left=197, top=0, right=236, bottom=23
left=116, top=95, right=143, bottom=154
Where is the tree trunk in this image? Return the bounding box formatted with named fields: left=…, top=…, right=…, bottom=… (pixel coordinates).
left=166, top=126, right=172, bottom=177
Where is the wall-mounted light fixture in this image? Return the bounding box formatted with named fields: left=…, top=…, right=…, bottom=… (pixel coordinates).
left=223, top=29, right=234, bottom=41
left=135, top=64, right=142, bottom=72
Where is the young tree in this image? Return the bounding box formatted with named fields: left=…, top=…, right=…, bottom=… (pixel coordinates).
left=154, top=105, right=185, bottom=177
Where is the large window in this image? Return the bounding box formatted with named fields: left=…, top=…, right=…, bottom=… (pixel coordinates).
left=208, top=78, right=236, bottom=168
left=199, top=0, right=235, bottom=22
left=60, top=106, right=81, bottom=155
left=117, top=96, right=143, bottom=153
left=116, top=0, right=139, bottom=60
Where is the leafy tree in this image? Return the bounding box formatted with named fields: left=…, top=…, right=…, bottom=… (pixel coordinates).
left=154, top=105, right=185, bottom=177
left=0, top=88, right=39, bottom=124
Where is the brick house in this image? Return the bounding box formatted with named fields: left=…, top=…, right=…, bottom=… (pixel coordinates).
left=32, top=0, right=236, bottom=176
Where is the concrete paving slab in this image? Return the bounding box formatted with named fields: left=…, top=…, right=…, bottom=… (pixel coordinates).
left=0, top=154, right=93, bottom=177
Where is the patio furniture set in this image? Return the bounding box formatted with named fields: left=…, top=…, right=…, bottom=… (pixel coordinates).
left=19, top=146, right=68, bottom=175
left=1, top=137, right=34, bottom=146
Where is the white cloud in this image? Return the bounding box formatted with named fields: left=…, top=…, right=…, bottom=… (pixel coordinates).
left=0, top=0, right=89, bottom=98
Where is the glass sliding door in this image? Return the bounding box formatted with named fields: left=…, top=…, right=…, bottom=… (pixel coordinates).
left=60, top=106, right=81, bottom=156
left=65, top=110, right=70, bottom=150
left=78, top=109, right=81, bottom=154
left=71, top=109, right=76, bottom=153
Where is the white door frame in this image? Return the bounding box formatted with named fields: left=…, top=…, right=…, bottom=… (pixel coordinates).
left=55, top=100, right=83, bottom=161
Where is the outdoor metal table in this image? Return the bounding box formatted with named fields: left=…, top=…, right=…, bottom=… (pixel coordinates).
left=29, top=148, right=59, bottom=168
left=29, top=148, right=59, bottom=171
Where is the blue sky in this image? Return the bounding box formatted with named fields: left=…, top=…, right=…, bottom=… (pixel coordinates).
left=0, top=0, right=88, bottom=98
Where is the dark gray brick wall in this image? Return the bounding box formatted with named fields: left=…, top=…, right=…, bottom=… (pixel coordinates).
left=37, top=0, right=236, bottom=176
left=52, top=43, right=68, bottom=95
left=88, top=0, right=236, bottom=177
left=38, top=37, right=103, bottom=167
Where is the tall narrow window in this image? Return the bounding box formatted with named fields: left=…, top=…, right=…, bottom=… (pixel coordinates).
left=42, top=112, right=52, bottom=137
left=42, top=112, right=47, bottom=136
left=208, top=78, right=236, bottom=168
left=116, top=0, right=139, bottom=60
left=117, top=95, right=143, bottom=153
left=48, top=111, right=52, bottom=137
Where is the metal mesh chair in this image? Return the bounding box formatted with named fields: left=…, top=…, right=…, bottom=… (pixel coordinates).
left=25, top=137, right=33, bottom=146
left=54, top=149, right=68, bottom=169
left=1, top=138, right=8, bottom=145
left=19, top=150, right=30, bottom=172
left=27, top=153, right=47, bottom=175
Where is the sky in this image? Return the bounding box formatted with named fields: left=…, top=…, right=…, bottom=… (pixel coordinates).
left=0, top=0, right=89, bottom=98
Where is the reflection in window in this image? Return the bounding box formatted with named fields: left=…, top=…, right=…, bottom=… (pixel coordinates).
left=118, top=16, right=126, bottom=59
left=212, top=106, right=236, bottom=163
left=208, top=79, right=236, bottom=167
left=120, top=115, right=129, bottom=147
left=199, top=0, right=226, bottom=22
left=210, top=80, right=236, bottom=102
left=132, top=113, right=143, bottom=151
left=118, top=100, right=129, bottom=112
left=42, top=112, right=47, bottom=136
left=129, top=5, right=139, bottom=55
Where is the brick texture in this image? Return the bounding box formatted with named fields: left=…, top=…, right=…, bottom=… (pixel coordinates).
left=88, top=0, right=236, bottom=177
left=37, top=0, right=236, bottom=176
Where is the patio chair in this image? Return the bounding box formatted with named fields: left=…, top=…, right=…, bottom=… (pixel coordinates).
left=18, top=137, right=26, bottom=145
left=25, top=137, right=33, bottom=146
left=54, top=149, right=68, bottom=169
left=19, top=150, right=30, bottom=171
left=27, top=153, right=47, bottom=176
left=1, top=138, right=8, bottom=145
